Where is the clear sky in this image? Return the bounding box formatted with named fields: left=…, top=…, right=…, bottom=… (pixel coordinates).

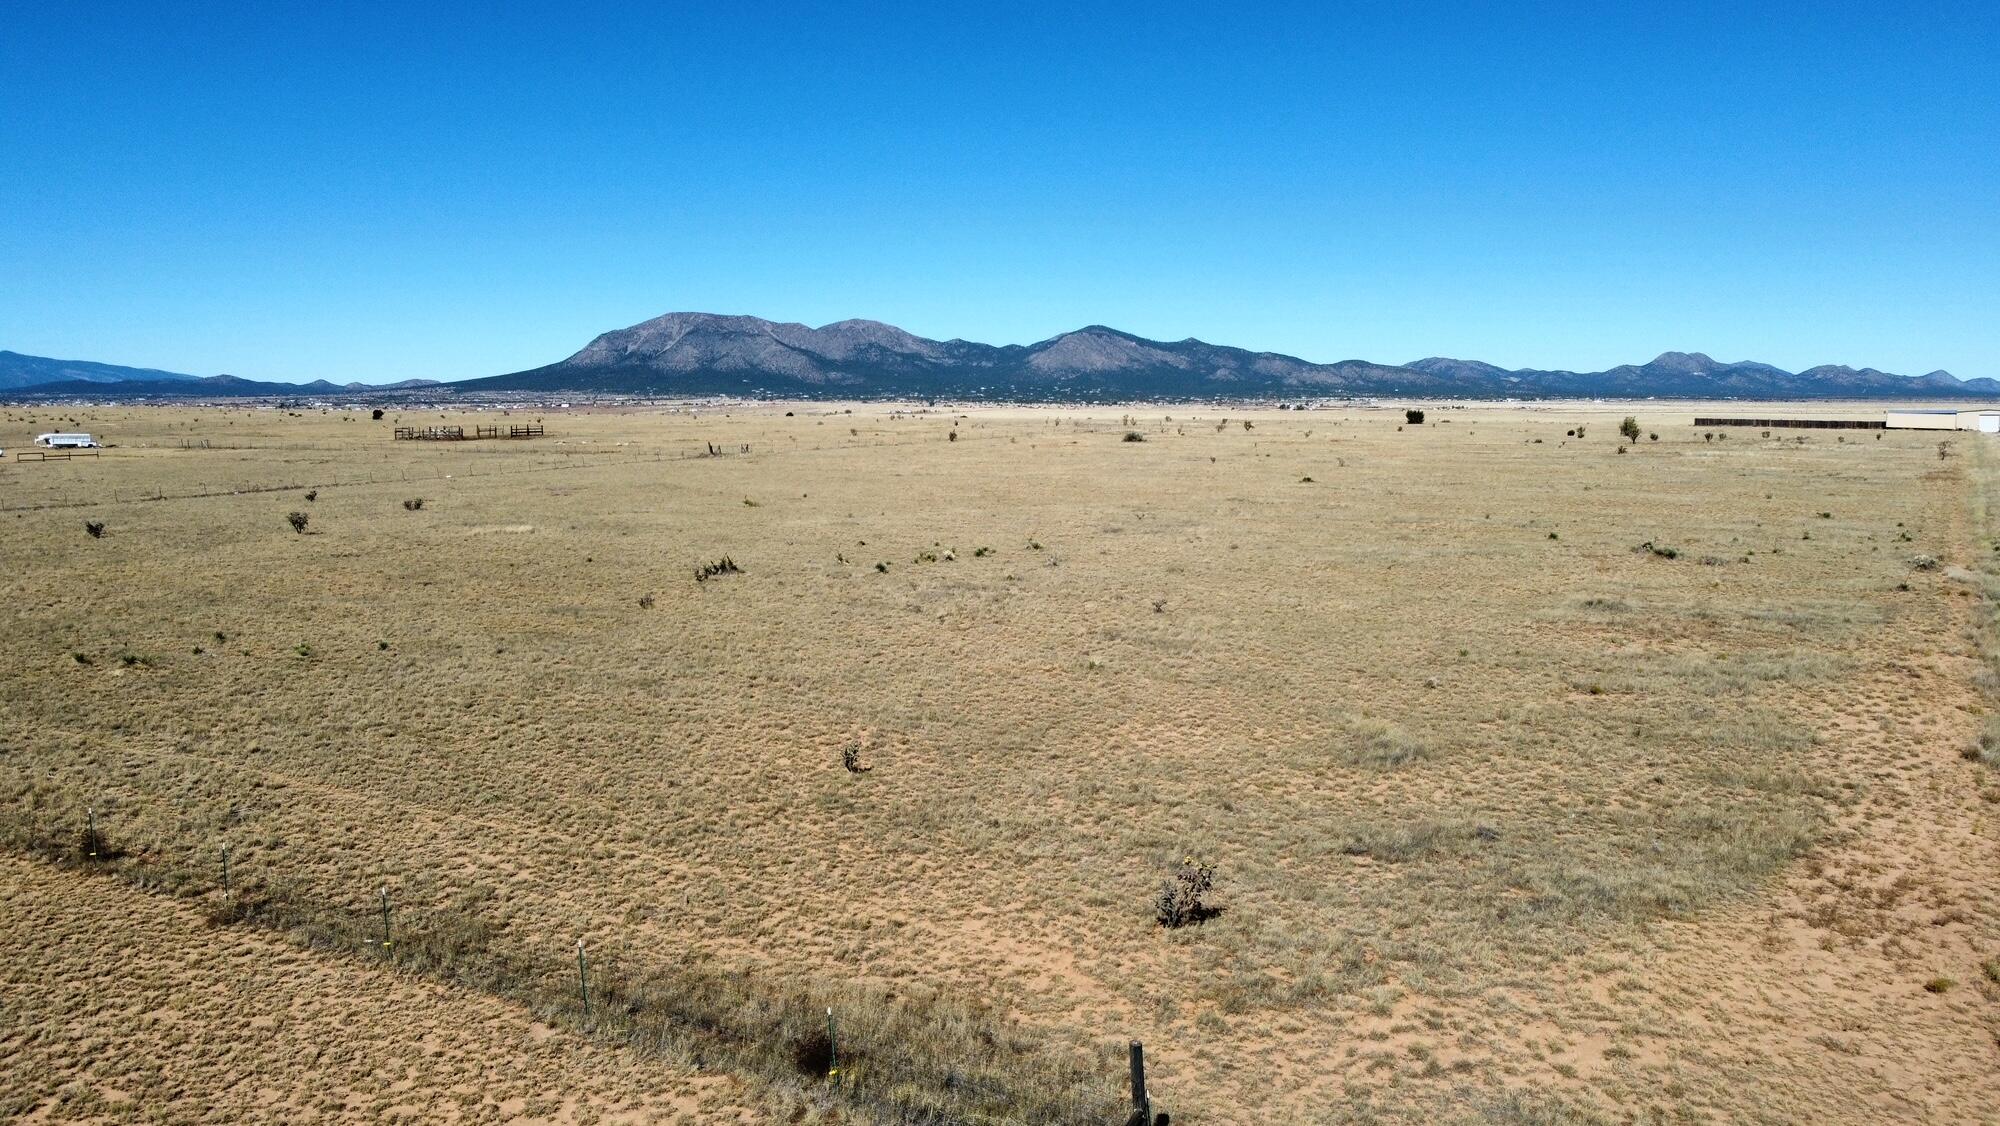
left=3, top=2, right=1994, bottom=384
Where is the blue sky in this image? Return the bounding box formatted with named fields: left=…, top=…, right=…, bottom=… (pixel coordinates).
left=2, top=2, right=1994, bottom=384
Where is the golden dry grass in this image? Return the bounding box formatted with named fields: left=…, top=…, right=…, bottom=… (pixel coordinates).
left=2, top=401, right=1998, bottom=1123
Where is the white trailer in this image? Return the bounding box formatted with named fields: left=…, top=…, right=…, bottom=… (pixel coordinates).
left=1884, top=410, right=1961, bottom=431
left=34, top=432, right=99, bottom=448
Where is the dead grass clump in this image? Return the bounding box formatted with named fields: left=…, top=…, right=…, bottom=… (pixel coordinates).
left=1339, top=717, right=1434, bottom=769
left=1503, top=805, right=1819, bottom=925
left=1341, top=820, right=1476, bottom=862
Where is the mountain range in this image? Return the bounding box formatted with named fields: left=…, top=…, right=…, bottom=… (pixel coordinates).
left=0, top=351, right=436, bottom=397
left=4, top=315, right=1994, bottom=401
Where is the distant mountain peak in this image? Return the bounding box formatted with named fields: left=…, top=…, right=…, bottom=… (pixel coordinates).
left=1647, top=351, right=1718, bottom=372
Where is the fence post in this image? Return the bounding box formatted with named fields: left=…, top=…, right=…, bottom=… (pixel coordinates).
left=577, top=940, right=590, bottom=1024
left=1129, top=1040, right=1150, bottom=1123
left=827, top=1007, right=838, bottom=1081
left=378, top=888, right=392, bottom=951
left=220, top=846, right=231, bottom=899
left=85, top=807, right=97, bottom=859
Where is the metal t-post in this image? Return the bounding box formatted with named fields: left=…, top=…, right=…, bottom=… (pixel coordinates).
left=1129, top=1040, right=1150, bottom=1123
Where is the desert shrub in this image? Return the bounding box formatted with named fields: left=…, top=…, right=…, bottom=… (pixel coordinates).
left=973, top=546, right=994, bottom=557
left=304, top=489, right=317, bottom=502
left=83, top=520, right=104, bottom=538
left=71, top=652, right=91, bottom=665
left=1636, top=540, right=1679, bottom=559
left=1923, top=977, right=1953, bottom=993
left=286, top=511, right=310, bottom=534
left=842, top=744, right=872, bottom=773
left=402, top=498, right=424, bottom=511
left=1123, top=431, right=1146, bottom=442
left=1649, top=432, right=1659, bottom=441
left=874, top=561, right=889, bottom=573
left=1405, top=409, right=1425, bottom=425
left=948, top=430, right=958, bottom=442
left=1155, top=857, right=1219, bottom=928
left=1909, top=554, right=1940, bottom=571
left=371, top=408, right=384, bottom=420
left=637, top=593, right=655, bottom=609
left=1619, top=416, right=1641, bottom=441
left=694, top=557, right=742, bottom=582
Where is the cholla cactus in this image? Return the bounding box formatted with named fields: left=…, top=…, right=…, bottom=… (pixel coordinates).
left=1154, top=856, right=1216, bottom=928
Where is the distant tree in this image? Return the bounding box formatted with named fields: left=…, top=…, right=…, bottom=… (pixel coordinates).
left=1405, top=409, right=1425, bottom=425
left=1619, top=416, right=1642, bottom=442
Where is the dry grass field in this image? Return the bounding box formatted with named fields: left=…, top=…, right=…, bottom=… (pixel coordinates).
left=3, top=401, right=1998, bottom=1123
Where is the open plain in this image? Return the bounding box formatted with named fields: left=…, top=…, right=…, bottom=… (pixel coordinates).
left=3, top=402, right=1997, bottom=1124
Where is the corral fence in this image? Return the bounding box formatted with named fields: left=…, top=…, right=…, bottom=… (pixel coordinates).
left=1693, top=417, right=1886, bottom=430
left=395, top=424, right=547, bottom=441
left=14, top=449, right=102, bottom=461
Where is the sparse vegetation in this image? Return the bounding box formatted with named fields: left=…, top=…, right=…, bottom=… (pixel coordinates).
left=0, top=404, right=1987, bottom=1125
left=286, top=511, right=310, bottom=534
left=402, top=497, right=424, bottom=510
left=1405, top=409, right=1425, bottom=425
left=83, top=520, right=104, bottom=538
left=694, top=557, right=741, bottom=582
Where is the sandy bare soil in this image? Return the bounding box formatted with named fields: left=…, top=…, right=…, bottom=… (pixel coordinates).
left=0, top=854, right=751, bottom=1123
left=2, top=401, right=1996, bottom=1123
